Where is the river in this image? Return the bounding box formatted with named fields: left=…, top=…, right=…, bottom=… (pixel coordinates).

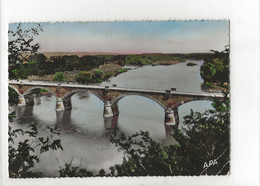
left=9, top=59, right=213, bottom=177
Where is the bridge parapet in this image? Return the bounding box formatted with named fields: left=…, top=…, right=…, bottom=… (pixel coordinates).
left=9, top=80, right=223, bottom=111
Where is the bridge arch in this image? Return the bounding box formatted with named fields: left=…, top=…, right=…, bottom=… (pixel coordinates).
left=23, top=87, right=58, bottom=98
left=170, top=97, right=216, bottom=109
left=62, top=89, right=105, bottom=103
left=8, top=85, right=22, bottom=96
left=110, top=93, right=167, bottom=110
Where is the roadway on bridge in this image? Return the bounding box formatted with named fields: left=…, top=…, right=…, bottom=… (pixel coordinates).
left=9, top=80, right=224, bottom=98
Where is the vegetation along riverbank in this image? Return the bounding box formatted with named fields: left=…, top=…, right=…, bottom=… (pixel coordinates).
left=10, top=52, right=189, bottom=84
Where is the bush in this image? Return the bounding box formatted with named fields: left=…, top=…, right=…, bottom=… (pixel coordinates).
left=92, top=69, right=104, bottom=83
left=75, top=71, right=91, bottom=84
left=186, top=62, right=197, bottom=66
left=59, top=164, right=93, bottom=177
left=200, top=63, right=216, bottom=81
left=115, top=68, right=130, bottom=76
left=53, top=71, right=66, bottom=82
left=32, top=88, right=48, bottom=95
left=103, top=72, right=113, bottom=81
left=205, top=82, right=214, bottom=89
left=200, top=47, right=229, bottom=84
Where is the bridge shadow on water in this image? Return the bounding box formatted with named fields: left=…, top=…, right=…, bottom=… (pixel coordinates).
left=14, top=93, right=201, bottom=145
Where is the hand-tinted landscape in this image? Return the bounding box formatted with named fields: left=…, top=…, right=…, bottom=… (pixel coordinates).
left=8, top=21, right=230, bottom=177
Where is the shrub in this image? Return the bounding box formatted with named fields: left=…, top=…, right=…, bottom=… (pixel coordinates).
left=115, top=68, right=129, bottom=76
left=103, top=72, right=113, bottom=81
left=75, top=71, right=91, bottom=84
left=200, top=63, right=217, bottom=81
left=53, top=71, right=66, bottom=82
left=186, top=62, right=197, bottom=66
left=92, top=69, right=104, bottom=83
left=59, top=164, right=93, bottom=177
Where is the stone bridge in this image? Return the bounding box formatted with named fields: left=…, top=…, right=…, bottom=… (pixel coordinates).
left=9, top=80, right=223, bottom=135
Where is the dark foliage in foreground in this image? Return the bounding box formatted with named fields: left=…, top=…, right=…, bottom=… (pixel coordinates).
left=8, top=113, right=63, bottom=178
left=200, top=46, right=230, bottom=85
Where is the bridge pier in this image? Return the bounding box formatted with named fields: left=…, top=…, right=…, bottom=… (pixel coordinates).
left=56, top=97, right=65, bottom=111
left=104, top=116, right=118, bottom=129
left=103, top=101, right=114, bottom=117
left=24, top=94, right=35, bottom=105
left=63, top=97, right=72, bottom=110
left=111, top=102, right=119, bottom=116
left=164, top=108, right=179, bottom=135
left=18, top=95, right=26, bottom=106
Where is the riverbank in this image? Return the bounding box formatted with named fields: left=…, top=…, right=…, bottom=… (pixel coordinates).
left=26, top=59, right=184, bottom=84
left=152, top=59, right=181, bottom=66
left=27, top=63, right=128, bottom=83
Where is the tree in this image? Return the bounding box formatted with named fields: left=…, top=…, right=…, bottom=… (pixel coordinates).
left=8, top=23, right=43, bottom=80
left=92, top=69, right=104, bottom=83
left=200, top=46, right=230, bottom=85
left=200, top=62, right=217, bottom=81
left=173, top=91, right=230, bottom=175
left=75, top=71, right=91, bottom=84
left=8, top=113, right=63, bottom=178
left=53, top=71, right=66, bottom=82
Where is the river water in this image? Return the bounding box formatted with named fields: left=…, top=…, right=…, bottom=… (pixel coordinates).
left=10, top=60, right=213, bottom=177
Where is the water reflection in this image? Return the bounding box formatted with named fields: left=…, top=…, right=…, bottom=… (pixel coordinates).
left=117, top=95, right=166, bottom=141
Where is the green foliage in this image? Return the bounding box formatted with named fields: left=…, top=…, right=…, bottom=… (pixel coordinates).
left=125, top=56, right=153, bottom=66
left=53, top=71, right=66, bottom=82
left=64, top=55, right=79, bottom=71
left=8, top=112, right=16, bottom=122
left=200, top=46, right=229, bottom=84
left=124, top=55, right=186, bottom=66
left=205, top=82, right=214, bottom=89
left=8, top=87, right=19, bottom=104
left=8, top=124, right=63, bottom=178
left=106, top=130, right=179, bottom=176
left=92, top=69, right=104, bottom=83
left=8, top=24, right=43, bottom=80
left=31, top=88, right=48, bottom=95
left=59, top=164, right=93, bottom=177
left=9, top=64, right=28, bottom=80
left=103, top=72, right=113, bottom=81
left=186, top=62, right=197, bottom=66
left=115, top=68, right=130, bottom=76
left=75, top=71, right=91, bottom=84
left=175, top=91, right=230, bottom=175
left=200, top=63, right=216, bottom=81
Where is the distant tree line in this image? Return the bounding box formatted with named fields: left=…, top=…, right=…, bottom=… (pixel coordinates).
left=9, top=54, right=115, bottom=80
left=9, top=53, right=187, bottom=81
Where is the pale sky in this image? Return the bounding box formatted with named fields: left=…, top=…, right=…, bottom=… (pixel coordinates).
left=9, top=21, right=229, bottom=54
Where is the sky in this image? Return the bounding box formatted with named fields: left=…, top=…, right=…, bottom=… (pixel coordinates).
left=9, top=21, right=229, bottom=54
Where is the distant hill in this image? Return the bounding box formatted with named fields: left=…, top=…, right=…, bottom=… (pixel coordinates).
left=38, top=51, right=213, bottom=59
